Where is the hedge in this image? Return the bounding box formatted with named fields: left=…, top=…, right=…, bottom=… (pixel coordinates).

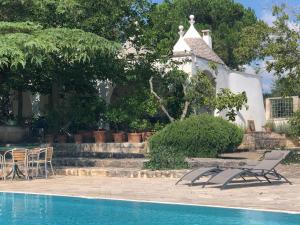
left=145, top=114, right=244, bottom=169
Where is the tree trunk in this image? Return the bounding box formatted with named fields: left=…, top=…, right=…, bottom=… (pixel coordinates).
left=149, top=77, right=175, bottom=123
left=17, top=89, right=23, bottom=125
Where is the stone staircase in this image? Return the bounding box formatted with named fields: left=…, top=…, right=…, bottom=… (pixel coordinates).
left=53, top=143, right=152, bottom=178
left=54, top=158, right=147, bottom=168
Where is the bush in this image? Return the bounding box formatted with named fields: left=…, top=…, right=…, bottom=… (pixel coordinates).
left=146, top=114, right=244, bottom=169
left=273, top=123, right=293, bottom=137
left=282, top=150, right=300, bottom=164
left=289, top=110, right=300, bottom=137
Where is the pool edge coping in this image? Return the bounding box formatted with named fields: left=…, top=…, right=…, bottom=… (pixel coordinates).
left=0, top=190, right=299, bottom=215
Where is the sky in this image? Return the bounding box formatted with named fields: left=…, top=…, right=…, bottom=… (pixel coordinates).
left=151, top=0, right=300, bottom=93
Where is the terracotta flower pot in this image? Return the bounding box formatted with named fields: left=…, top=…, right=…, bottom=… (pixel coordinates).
left=74, top=134, right=83, bottom=144
left=142, top=131, right=155, bottom=141
left=45, top=134, right=54, bottom=144
left=79, top=130, right=93, bottom=143
left=128, top=133, right=142, bottom=143
left=113, top=132, right=126, bottom=143
left=94, top=130, right=106, bottom=143
left=57, top=134, right=67, bottom=143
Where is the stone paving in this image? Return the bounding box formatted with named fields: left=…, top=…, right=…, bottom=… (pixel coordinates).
left=0, top=164, right=300, bottom=213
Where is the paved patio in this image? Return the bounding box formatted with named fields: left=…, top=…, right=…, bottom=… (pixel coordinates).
left=0, top=164, right=300, bottom=213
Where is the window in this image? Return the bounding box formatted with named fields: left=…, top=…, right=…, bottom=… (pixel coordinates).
left=270, top=98, right=293, bottom=118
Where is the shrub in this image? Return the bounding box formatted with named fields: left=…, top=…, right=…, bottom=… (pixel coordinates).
left=273, top=123, right=293, bottom=137
left=146, top=114, right=244, bottom=169
left=282, top=150, right=300, bottom=164
left=289, top=110, right=300, bottom=137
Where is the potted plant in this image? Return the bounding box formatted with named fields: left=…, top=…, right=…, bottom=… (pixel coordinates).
left=105, top=107, right=128, bottom=143
left=93, top=117, right=107, bottom=143
left=44, top=109, right=64, bottom=144
left=128, top=119, right=148, bottom=143
left=70, top=120, right=84, bottom=144
left=79, top=130, right=93, bottom=143
left=57, top=131, right=68, bottom=143
left=142, top=121, right=164, bottom=141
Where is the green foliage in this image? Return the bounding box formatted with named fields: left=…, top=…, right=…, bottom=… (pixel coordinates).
left=146, top=114, right=244, bottom=169
left=151, top=68, right=248, bottom=122
left=235, top=5, right=300, bottom=95
left=68, top=94, right=106, bottom=133
left=143, top=0, right=258, bottom=68
left=186, top=71, right=216, bottom=108
left=145, top=146, right=188, bottom=170
left=288, top=110, right=300, bottom=137
left=44, top=93, right=106, bottom=134
left=129, top=119, right=150, bottom=133
left=105, top=106, right=129, bottom=132
left=44, top=106, right=68, bottom=134
left=0, top=21, right=42, bottom=34
left=282, top=150, right=300, bottom=165
left=0, top=22, right=120, bottom=69
left=111, top=61, right=160, bottom=131
left=264, top=120, right=275, bottom=131
left=273, top=123, right=293, bottom=137
left=213, top=89, right=248, bottom=121
left=0, top=0, right=151, bottom=42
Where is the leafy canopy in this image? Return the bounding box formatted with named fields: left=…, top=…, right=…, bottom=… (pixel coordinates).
left=235, top=5, right=300, bottom=96
left=0, top=0, right=151, bottom=42
left=142, top=0, right=258, bottom=68
left=0, top=21, right=120, bottom=69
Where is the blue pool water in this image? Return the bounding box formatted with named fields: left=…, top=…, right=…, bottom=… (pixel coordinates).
left=0, top=193, right=299, bottom=225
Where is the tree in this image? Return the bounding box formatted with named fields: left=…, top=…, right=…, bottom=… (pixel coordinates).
left=0, top=0, right=151, bottom=42
left=235, top=5, right=300, bottom=96
left=149, top=64, right=248, bottom=122
left=0, top=21, right=120, bottom=124
left=141, top=0, right=258, bottom=68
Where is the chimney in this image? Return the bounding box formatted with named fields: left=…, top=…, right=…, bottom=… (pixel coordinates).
left=201, top=30, right=212, bottom=48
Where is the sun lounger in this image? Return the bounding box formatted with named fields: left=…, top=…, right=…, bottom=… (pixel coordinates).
left=176, top=167, right=223, bottom=185
left=203, top=150, right=291, bottom=189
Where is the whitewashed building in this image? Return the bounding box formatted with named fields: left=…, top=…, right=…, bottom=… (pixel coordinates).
left=173, top=15, right=266, bottom=131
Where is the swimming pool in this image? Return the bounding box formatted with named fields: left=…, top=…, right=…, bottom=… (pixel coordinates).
left=0, top=193, right=299, bottom=225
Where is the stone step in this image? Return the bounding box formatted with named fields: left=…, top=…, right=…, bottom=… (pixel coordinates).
left=53, top=158, right=148, bottom=169
left=54, top=152, right=145, bottom=159
left=53, top=143, right=147, bottom=158
left=55, top=167, right=186, bottom=179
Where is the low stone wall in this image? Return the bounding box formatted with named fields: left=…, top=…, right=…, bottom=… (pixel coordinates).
left=55, top=158, right=258, bottom=178
left=0, top=126, right=29, bottom=143
left=56, top=167, right=188, bottom=178
left=53, top=143, right=147, bottom=158
left=238, top=132, right=296, bottom=151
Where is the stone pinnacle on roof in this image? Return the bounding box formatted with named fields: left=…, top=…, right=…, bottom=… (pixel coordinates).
left=189, top=15, right=195, bottom=25
left=178, top=25, right=184, bottom=37
left=172, top=25, right=191, bottom=54
left=173, top=15, right=225, bottom=64
left=183, top=15, right=202, bottom=39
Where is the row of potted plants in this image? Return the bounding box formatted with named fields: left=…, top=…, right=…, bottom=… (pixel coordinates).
left=45, top=130, right=155, bottom=144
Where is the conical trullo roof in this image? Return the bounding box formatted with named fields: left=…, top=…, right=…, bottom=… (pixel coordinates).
left=172, top=15, right=224, bottom=65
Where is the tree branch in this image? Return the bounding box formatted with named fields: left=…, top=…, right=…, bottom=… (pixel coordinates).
left=180, top=101, right=190, bottom=120
left=180, top=81, right=190, bottom=120
left=149, top=76, right=175, bottom=123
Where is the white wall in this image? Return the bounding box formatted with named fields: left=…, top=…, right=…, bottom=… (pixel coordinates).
left=227, top=71, right=266, bottom=131
left=171, top=55, right=266, bottom=131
